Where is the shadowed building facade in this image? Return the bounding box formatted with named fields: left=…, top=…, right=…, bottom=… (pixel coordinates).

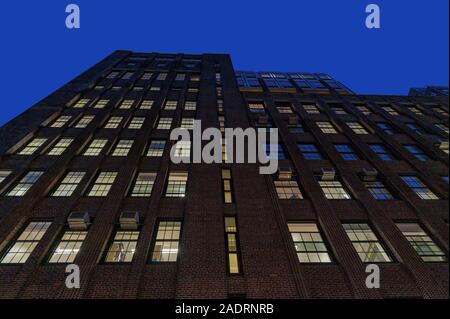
left=0, top=51, right=448, bottom=299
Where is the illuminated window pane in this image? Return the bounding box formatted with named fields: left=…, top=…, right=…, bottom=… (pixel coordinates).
left=369, top=144, right=396, bottom=161
left=83, top=139, right=107, bottom=156
left=18, top=138, right=47, bottom=155
left=48, top=138, right=74, bottom=156
left=298, top=144, right=323, bottom=160
left=184, top=101, right=197, bottom=111
left=74, top=115, right=94, bottom=128
left=140, top=100, right=154, bottom=110
left=119, top=99, right=134, bottom=109
left=51, top=171, right=85, bottom=197
left=364, top=180, right=393, bottom=200
left=105, top=231, right=139, bottom=263
left=73, top=98, right=90, bottom=108
left=319, top=180, right=351, bottom=199
left=147, top=140, right=166, bottom=157
left=404, top=145, right=429, bottom=161
left=6, top=171, right=44, bottom=197
left=94, top=99, right=109, bottom=109
left=347, top=122, right=369, bottom=135
left=274, top=180, right=303, bottom=199
left=151, top=221, right=181, bottom=262
left=128, top=117, right=145, bottom=129
left=50, top=115, right=72, bottom=128
left=112, top=140, right=134, bottom=157
left=48, top=231, right=87, bottom=263
left=165, top=172, right=188, bottom=197
left=303, top=104, right=320, bottom=114
left=401, top=176, right=438, bottom=200
left=104, top=116, right=123, bottom=129
left=87, top=172, right=117, bottom=197
left=335, top=144, right=360, bottom=160
left=164, top=100, right=178, bottom=110
left=0, top=171, right=12, bottom=184
left=224, top=217, right=241, bottom=274
left=317, top=121, right=338, bottom=134
left=288, top=223, right=332, bottom=263
left=157, top=117, right=173, bottom=130
left=130, top=172, right=156, bottom=197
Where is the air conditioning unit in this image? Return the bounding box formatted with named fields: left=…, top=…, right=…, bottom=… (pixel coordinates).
left=320, top=168, right=336, bottom=181
left=258, top=115, right=269, bottom=125
left=362, top=168, right=378, bottom=181
left=288, top=115, right=298, bottom=126
left=120, top=212, right=140, bottom=230
left=67, top=212, right=90, bottom=230
left=278, top=166, right=292, bottom=180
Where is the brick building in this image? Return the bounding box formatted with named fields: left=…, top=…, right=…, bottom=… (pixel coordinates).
left=0, top=51, right=448, bottom=299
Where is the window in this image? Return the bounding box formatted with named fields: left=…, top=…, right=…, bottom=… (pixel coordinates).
left=83, top=139, right=107, bottom=156
left=147, top=140, right=166, bottom=157
left=122, top=72, right=134, bottom=80
left=0, top=221, right=51, bottom=264
left=264, top=144, right=286, bottom=160
left=343, top=223, right=392, bottom=262
left=274, top=179, right=303, bottom=199
left=175, top=73, right=186, bottom=81
left=48, top=138, right=74, bottom=156
left=288, top=223, right=332, bottom=263
left=157, top=73, right=167, bottom=81
left=184, top=101, right=197, bottom=111
left=442, top=176, right=449, bottom=184
left=303, top=104, right=320, bottom=114
left=173, top=141, right=191, bottom=159
left=401, top=176, right=438, bottom=200
left=347, top=122, right=369, bottom=134
left=141, top=72, right=153, bottom=80
left=289, top=123, right=305, bottom=134
left=330, top=107, right=347, bottom=115
left=298, top=144, right=323, bottom=160
left=112, top=140, right=134, bottom=157
left=376, top=122, right=397, bottom=135
left=150, top=86, right=161, bottom=91
left=405, top=123, right=425, bottom=135
left=48, top=230, right=87, bottom=263
left=277, top=106, right=293, bottom=114
left=130, top=172, right=157, bottom=197
left=151, top=221, right=181, bottom=262
left=408, top=107, right=423, bottom=115
left=217, top=100, right=224, bottom=114
left=317, top=121, right=338, bottom=134
left=164, top=100, right=178, bottom=110
left=157, top=117, right=173, bottom=130
left=104, top=116, right=123, bottom=129
left=51, top=171, right=86, bottom=197
left=369, top=144, right=396, bottom=161
left=50, top=115, right=72, bottom=128
left=318, top=179, right=351, bottom=199
left=0, top=171, right=12, bottom=184
left=18, top=138, right=47, bottom=155
left=396, top=223, right=446, bottom=262
left=165, top=172, right=188, bottom=197
left=381, top=106, right=399, bottom=116
left=140, top=100, right=154, bottom=110
left=74, top=115, right=94, bottom=128
left=87, top=172, right=118, bottom=197
left=335, top=144, right=360, bottom=160
left=104, top=230, right=139, bottom=263
left=119, top=99, right=134, bottom=109
left=224, top=217, right=242, bottom=274
left=106, top=71, right=119, bottom=79
left=364, top=180, right=393, bottom=200
left=435, top=123, right=449, bottom=134
left=222, top=169, right=234, bottom=204
left=404, top=145, right=429, bottom=161
left=432, top=107, right=449, bottom=117
left=180, top=118, right=195, bottom=130
left=248, top=102, right=265, bottom=113
left=94, top=99, right=109, bottom=109
left=73, top=98, right=90, bottom=108
left=356, top=105, right=371, bottom=115
left=128, top=117, right=145, bottom=129
left=6, top=171, right=44, bottom=196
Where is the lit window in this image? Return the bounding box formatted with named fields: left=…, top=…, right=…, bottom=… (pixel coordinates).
left=128, top=117, right=145, bottom=129
left=18, top=138, right=47, bottom=155
left=150, top=86, right=161, bottom=91
left=274, top=179, right=303, bottom=199
left=104, top=230, right=139, bottom=263
left=112, top=140, right=134, bottom=157
left=164, top=100, right=178, bottom=110
left=6, top=171, right=44, bottom=197
left=248, top=102, right=265, bottom=113
left=122, top=72, right=134, bottom=80
left=73, top=98, right=90, bottom=108
left=176, top=73, right=186, bottom=81
left=401, top=176, right=438, bottom=200
left=173, top=141, right=191, bottom=159
left=141, top=72, right=153, bottom=80
left=51, top=172, right=85, bottom=197
left=264, top=144, right=287, bottom=160
left=364, top=180, right=393, bottom=200
left=356, top=105, right=371, bottom=115
left=130, top=172, right=156, bottom=197
left=83, top=139, right=107, bottom=156
left=435, top=123, right=449, bottom=134
left=343, top=223, right=392, bottom=263
left=222, top=169, right=234, bottom=204
left=298, top=144, right=323, bottom=160
left=405, top=123, right=425, bottom=135
left=48, top=138, right=74, bottom=156
left=0, top=221, right=51, bottom=264
left=94, top=99, right=109, bottom=109
left=347, top=122, right=369, bottom=134
left=50, top=115, right=72, bottom=128
left=180, top=118, right=195, bottom=130
left=87, top=172, right=118, bottom=197
left=381, top=106, right=399, bottom=116
left=288, top=223, right=332, bottom=263
left=277, top=106, right=293, bottom=114
left=335, top=144, right=360, bottom=160
left=165, top=172, right=188, bottom=198
left=318, top=179, right=351, bottom=199
left=119, top=99, right=134, bottom=109
left=184, top=101, right=197, bottom=111
left=157, top=73, right=167, bottom=81
left=157, top=117, right=173, bottom=130
left=48, top=230, right=87, bottom=263
left=147, top=140, right=166, bottom=157
left=151, top=221, right=181, bottom=262
left=224, top=217, right=242, bottom=274
left=106, top=71, right=119, bottom=79
left=330, top=107, right=347, bottom=115
left=139, top=100, right=154, bottom=110
left=104, top=116, right=123, bottom=129
left=404, top=145, right=429, bottom=161
left=376, top=122, right=397, bottom=135
left=397, top=223, right=447, bottom=262
left=369, top=144, right=396, bottom=161
left=317, top=121, right=338, bottom=134
left=217, top=100, right=224, bottom=114
left=408, top=107, right=423, bottom=115
left=303, top=104, right=320, bottom=114
left=0, top=171, right=12, bottom=184
left=74, top=115, right=94, bottom=128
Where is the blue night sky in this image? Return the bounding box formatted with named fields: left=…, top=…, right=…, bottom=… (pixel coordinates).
left=0, top=0, right=448, bottom=126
